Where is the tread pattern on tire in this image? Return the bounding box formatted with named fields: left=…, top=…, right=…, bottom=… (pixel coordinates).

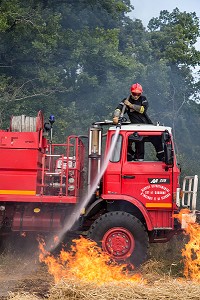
left=88, top=211, right=149, bottom=266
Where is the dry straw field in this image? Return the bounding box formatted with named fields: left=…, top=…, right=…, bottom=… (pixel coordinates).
left=0, top=222, right=199, bottom=300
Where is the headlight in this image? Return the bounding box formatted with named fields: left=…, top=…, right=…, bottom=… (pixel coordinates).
left=68, top=185, right=75, bottom=191
left=68, top=177, right=75, bottom=184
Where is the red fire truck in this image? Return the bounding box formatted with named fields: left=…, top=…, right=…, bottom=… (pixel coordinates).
left=0, top=111, right=198, bottom=266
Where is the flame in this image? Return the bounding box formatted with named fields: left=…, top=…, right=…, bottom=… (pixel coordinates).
left=181, top=221, right=200, bottom=282
left=173, top=208, right=190, bottom=223
left=174, top=209, right=200, bottom=282
left=38, top=236, right=143, bottom=285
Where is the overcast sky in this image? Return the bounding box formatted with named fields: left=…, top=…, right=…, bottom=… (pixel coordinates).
left=129, top=0, right=200, bottom=49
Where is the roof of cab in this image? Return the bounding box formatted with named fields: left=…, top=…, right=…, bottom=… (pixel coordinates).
left=108, top=123, right=172, bottom=133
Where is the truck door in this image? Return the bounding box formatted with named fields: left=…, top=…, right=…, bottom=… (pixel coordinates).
left=103, top=133, right=123, bottom=195
left=121, top=132, right=174, bottom=212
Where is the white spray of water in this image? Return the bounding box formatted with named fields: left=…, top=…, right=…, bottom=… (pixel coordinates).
left=46, top=126, right=120, bottom=251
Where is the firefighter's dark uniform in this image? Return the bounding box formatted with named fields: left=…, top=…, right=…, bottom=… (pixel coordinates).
left=114, top=95, right=164, bottom=161
left=115, top=95, right=152, bottom=124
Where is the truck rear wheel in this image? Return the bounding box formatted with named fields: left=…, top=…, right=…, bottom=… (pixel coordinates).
left=88, top=211, right=149, bottom=267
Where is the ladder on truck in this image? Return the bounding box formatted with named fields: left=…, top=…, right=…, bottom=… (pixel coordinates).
left=182, top=175, right=198, bottom=211
left=176, top=175, right=198, bottom=211
left=176, top=175, right=199, bottom=228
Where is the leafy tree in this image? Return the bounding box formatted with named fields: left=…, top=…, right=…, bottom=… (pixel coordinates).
left=0, top=0, right=135, bottom=130
left=0, top=1, right=200, bottom=181
left=148, top=8, right=200, bottom=66
left=145, top=8, right=200, bottom=178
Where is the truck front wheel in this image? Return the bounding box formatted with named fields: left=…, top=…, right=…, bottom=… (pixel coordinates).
left=88, top=211, right=149, bottom=267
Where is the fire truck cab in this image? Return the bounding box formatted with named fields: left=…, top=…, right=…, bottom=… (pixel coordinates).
left=86, top=122, right=198, bottom=266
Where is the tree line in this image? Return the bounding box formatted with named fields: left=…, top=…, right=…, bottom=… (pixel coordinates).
left=0, top=0, right=200, bottom=178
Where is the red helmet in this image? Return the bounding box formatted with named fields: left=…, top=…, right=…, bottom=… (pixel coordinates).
left=130, top=83, right=143, bottom=94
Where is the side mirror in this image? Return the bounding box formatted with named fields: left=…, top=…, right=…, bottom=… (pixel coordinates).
left=129, top=132, right=143, bottom=142
left=162, top=130, right=171, bottom=143
left=162, top=130, right=174, bottom=166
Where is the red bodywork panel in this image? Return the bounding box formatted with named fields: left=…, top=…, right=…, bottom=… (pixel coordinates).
left=12, top=209, right=62, bottom=231
left=0, top=125, right=85, bottom=232
left=0, top=130, right=84, bottom=204
left=0, top=131, right=42, bottom=195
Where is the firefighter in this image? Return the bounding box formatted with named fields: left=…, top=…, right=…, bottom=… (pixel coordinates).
left=113, top=83, right=164, bottom=161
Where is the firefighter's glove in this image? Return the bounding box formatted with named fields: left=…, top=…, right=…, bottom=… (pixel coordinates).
left=113, top=109, right=121, bottom=124
left=124, top=99, right=138, bottom=110
left=124, top=101, right=144, bottom=114
left=113, top=116, right=119, bottom=124
left=113, top=109, right=121, bottom=117
left=124, top=99, right=132, bottom=108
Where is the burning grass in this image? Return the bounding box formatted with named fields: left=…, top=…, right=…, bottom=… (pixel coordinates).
left=1, top=210, right=200, bottom=300
left=0, top=251, right=200, bottom=300
left=38, top=236, right=143, bottom=285
left=182, top=222, right=200, bottom=281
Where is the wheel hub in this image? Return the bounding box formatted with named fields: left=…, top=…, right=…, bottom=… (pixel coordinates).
left=102, top=227, right=135, bottom=260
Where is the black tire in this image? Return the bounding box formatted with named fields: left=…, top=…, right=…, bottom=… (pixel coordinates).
left=88, top=211, right=149, bottom=267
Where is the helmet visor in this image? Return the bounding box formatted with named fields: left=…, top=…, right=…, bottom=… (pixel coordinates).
left=131, top=92, right=141, bottom=97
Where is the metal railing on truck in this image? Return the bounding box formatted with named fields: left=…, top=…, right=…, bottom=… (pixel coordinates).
left=39, top=135, right=85, bottom=197
left=176, top=175, right=198, bottom=211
